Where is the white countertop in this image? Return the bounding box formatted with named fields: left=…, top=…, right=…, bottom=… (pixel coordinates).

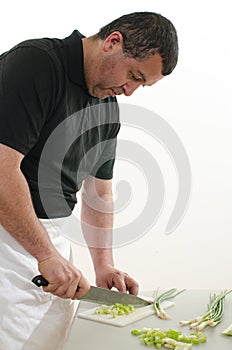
left=63, top=290, right=232, bottom=350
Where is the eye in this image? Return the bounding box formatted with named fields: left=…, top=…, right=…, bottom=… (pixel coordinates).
left=131, top=73, right=142, bottom=82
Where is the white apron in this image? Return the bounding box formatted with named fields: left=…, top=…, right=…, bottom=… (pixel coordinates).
left=0, top=217, right=78, bottom=350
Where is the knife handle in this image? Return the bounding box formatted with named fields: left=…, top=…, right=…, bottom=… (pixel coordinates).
left=32, top=275, right=49, bottom=287
left=32, top=275, right=81, bottom=294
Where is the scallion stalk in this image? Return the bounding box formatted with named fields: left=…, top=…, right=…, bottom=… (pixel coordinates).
left=153, top=288, right=185, bottom=320
left=179, top=290, right=232, bottom=331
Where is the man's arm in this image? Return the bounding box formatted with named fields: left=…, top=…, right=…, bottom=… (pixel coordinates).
left=0, top=143, right=90, bottom=299
left=81, top=175, right=139, bottom=295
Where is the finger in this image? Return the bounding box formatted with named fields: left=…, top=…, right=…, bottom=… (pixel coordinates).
left=42, top=279, right=72, bottom=294
left=40, top=272, right=73, bottom=294
left=49, top=282, right=78, bottom=299
left=42, top=274, right=79, bottom=297
left=112, top=275, right=127, bottom=293
left=43, top=283, right=60, bottom=294
left=126, top=277, right=139, bottom=295
left=42, top=280, right=71, bottom=297
left=97, top=281, right=112, bottom=289
left=47, top=285, right=70, bottom=298
left=72, top=277, right=90, bottom=299
left=61, top=282, right=80, bottom=299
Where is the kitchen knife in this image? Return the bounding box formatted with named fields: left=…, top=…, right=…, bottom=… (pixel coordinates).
left=32, top=275, right=152, bottom=307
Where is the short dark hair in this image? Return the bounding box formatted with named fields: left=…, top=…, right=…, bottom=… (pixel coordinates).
left=96, top=12, right=178, bottom=76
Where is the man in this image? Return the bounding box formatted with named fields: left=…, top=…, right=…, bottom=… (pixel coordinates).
left=0, top=12, right=178, bottom=350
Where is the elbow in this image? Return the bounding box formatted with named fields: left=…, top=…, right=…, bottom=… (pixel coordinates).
left=82, top=192, right=113, bottom=214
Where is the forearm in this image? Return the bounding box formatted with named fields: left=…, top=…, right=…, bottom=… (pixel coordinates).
left=81, top=194, right=114, bottom=272
left=81, top=177, right=139, bottom=295
left=0, top=168, right=56, bottom=261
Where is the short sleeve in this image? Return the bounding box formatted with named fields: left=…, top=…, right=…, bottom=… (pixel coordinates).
left=0, top=45, right=57, bottom=155
left=91, top=122, right=120, bottom=180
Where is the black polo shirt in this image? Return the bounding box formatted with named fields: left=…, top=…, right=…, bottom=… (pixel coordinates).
left=0, top=30, right=120, bottom=218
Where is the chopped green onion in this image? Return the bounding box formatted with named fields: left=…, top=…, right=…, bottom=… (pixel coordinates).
left=131, top=327, right=207, bottom=349
left=179, top=290, right=232, bottom=331
left=95, top=303, right=135, bottom=318
left=153, top=288, right=185, bottom=320
left=222, top=323, right=232, bottom=336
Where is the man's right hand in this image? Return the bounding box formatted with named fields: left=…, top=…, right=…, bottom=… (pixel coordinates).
left=38, top=254, right=90, bottom=300
left=0, top=144, right=90, bottom=300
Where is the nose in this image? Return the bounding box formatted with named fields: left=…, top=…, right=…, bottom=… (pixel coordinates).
left=123, top=82, right=140, bottom=96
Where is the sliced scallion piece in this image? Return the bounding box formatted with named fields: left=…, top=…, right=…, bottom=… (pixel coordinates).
left=131, top=327, right=207, bottom=349
left=222, top=323, right=232, bottom=336
left=95, top=303, right=135, bottom=318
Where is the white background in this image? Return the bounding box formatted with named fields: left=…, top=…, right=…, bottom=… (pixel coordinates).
left=1, top=0, right=231, bottom=290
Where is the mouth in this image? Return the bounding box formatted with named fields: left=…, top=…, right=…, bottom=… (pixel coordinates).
left=92, top=88, right=123, bottom=99
left=111, top=88, right=123, bottom=96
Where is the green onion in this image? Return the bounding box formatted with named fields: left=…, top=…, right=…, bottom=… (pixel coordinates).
left=95, top=303, right=135, bottom=318
left=153, top=288, right=185, bottom=320
left=222, top=323, right=232, bottom=336
left=131, top=327, right=207, bottom=349
left=179, top=290, right=232, bottom=331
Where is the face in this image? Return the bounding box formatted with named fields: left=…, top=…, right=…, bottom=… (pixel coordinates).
left=84, top=33, right=164, bottom=99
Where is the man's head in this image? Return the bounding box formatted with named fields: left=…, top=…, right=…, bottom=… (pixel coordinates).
left=82, top=12, right=178, bottom=99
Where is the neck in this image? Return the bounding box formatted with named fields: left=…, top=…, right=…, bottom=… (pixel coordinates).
left=81, top=36, right=102, bottom=93
left=82, top=36, right=101, bottom=68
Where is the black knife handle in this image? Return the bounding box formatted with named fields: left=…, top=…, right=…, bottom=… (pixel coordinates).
left=32, top=275, right=49, bottom=287
left=32, top=275, right=81, bottom=294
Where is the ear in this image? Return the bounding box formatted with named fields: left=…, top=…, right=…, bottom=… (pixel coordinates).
left=102, top=31, right=123, bottom=53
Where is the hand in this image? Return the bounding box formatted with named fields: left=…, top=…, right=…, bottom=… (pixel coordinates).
left=38, top=254, right=90, bottom=299
left=95, top=265, right=139, bottom=296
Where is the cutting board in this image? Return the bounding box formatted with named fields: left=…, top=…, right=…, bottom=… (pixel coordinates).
left=77, top=300, right=174, bottom=327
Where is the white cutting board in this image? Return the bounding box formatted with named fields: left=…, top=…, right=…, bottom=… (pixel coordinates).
left=77, top=300, right=174, bottom=327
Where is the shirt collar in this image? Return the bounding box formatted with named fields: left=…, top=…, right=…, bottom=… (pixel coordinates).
left=64, top=30, right=89, bottom=92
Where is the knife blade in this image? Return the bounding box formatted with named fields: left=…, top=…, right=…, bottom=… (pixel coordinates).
left=79, top=286, right=152, bottom=307
left=32, top=275, right=152, bottom=308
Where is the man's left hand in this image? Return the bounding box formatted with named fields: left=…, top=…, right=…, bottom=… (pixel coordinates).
left=95, top=265, right=139, bottom=296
